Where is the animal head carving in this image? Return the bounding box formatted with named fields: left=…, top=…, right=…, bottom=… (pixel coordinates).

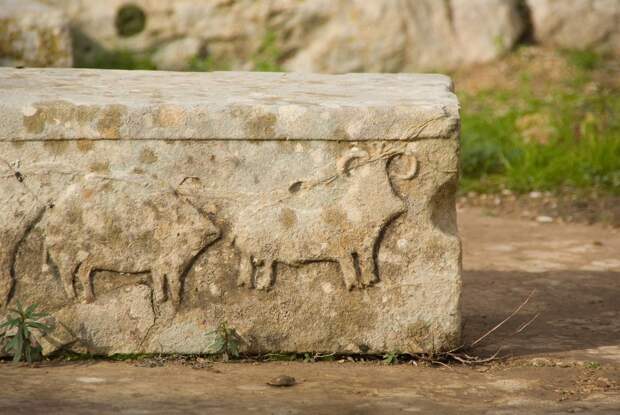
left=337, top=147, right=418, bottom=180
left=337, top=148, right=370, bottom=176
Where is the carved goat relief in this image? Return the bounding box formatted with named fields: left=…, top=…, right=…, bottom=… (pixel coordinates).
left=233, top=147, right=418, bottom=290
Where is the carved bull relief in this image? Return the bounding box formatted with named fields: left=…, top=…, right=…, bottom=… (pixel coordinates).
left=233, top=146, right=418, bottom=291
left=3, top=174, right=220, bottom=307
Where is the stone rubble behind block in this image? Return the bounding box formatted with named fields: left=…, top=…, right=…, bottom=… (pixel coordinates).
left=527, top=0, right=620, bottom=56
left=40, top=0, right=526, bottom=72
left=0, top=0, right=73, bottom=68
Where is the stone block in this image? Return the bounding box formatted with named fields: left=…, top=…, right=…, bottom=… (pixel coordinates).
left=0, top=69, right=461, bottom=354
left=0, top=0, right=73, bottom=68
left=527, top=0, right=620, bottom=56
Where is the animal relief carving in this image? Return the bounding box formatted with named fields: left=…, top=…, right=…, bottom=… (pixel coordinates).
left=233, top=147, right=418, bottom=290
left=5, top=174, right=220, bottom=307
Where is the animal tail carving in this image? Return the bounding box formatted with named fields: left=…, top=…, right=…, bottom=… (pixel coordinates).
left=1, top=204, right=47, bottom=309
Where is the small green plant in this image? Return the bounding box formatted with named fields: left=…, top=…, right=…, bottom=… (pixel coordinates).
left=188, top=55, right=231, bottom=72
left=252, top=30, right=284, bottom=72
left=585, top=361, right=602, bottom=370
left=100, top=50, right=155, bottom=70
left=493, top=34, right=506, bottom=55
left=383, top=351, right=399, bottom=365
left=1, top=301, right=52, bottom=363
left=72, top=23, right=155, bottom=71
left=205, top=321, right=244, bottom=361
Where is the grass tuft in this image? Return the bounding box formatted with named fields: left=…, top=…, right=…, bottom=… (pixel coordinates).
left=75, top=49, right=156, bottom=70
left=252, top=31, right=284, bottom=72
left=563, top=49, right=602, bottom=71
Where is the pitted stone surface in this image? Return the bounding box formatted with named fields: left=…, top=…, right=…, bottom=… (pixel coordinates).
left=0, top=69, right=459, bottom=141
left=0, top=69, right=461, bottom=355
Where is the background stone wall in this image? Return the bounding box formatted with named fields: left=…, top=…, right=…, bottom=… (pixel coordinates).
left=0, top=0, right=73, bottom=67
left=2, top=0, right=619, bottom=71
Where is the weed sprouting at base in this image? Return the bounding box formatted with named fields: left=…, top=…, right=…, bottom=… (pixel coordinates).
left=0, top=301, right=51, bottom=363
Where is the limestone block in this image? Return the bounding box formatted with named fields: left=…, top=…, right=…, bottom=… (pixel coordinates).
left=0, top=0, right=73, bottom=67
left=0, top=69, right=461, bottom=354
left=527, top=0, right=620, bottom=55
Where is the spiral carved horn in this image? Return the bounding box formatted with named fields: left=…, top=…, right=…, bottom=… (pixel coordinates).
left=337, top=148, right=370, bottom=175
left=389, top=151, right=418, bottom=180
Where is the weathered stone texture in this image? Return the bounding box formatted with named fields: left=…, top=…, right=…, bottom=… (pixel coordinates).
left=151, top=37, right=204, bottom=71
left=527, top=0, right=620, bottom=55
left=0, top=70, right=459, bottom=141
left=0, top=0, right=73, bottom=68
left=287, top=0, right=526, bottom=73
left=41, top=0, right=525, bottom=72
left=0, top=69, right=461, bottom=355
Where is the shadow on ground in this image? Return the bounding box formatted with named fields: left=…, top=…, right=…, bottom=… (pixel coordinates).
left=462, top=270, right=620, bottom=360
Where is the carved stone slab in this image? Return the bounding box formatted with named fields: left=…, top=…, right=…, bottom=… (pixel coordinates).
left=0, top=68, right=461, bottom=355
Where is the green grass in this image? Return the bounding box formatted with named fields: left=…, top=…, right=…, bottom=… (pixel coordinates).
left=188, top=55, right=231, bottom=72
left=563, top=49, right=602, bottom=71
left=75, top=30, right=283, bottom=72
left=75, top=49, right=156, bottom=70
left=459, top=52, right=620, bottom=195
left=252, top=30, right=284, bottom=72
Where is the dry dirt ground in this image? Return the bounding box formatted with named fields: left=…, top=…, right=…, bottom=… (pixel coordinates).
left=1, top=207, right=619, bottom=414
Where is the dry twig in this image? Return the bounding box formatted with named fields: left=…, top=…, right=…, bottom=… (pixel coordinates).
left=471, top=289, right=536, bottom=347
left=515, top=313, right=540, bottom=334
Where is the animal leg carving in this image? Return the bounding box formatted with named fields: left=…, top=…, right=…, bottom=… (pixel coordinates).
left=168, top=271, right=183, bottom=308
left=1, top=253, right=12, bottom=308
left=151, top=270, right=167, bottom=304
left=237, top=254, right=254, bottom=288
left=57, top=258, right=78, bottom=300
left=59, top=266, right=77, bottom=300
left=76, top=259, right=95, bottom=303
left=255, top=259, right=275, bottom=291
left=338, top=253, right=358, bottom=291
left=358, top=247, right=378, bottom=287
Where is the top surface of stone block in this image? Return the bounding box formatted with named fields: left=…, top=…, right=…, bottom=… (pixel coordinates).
left=0, top=68, right=459, bottom=141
